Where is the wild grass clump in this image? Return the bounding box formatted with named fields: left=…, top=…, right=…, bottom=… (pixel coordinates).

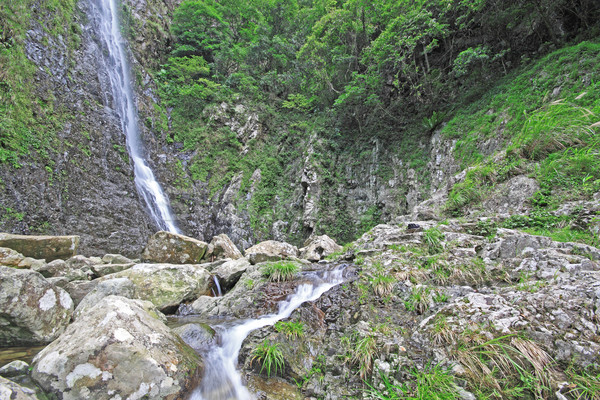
left=274, top=320, right=305, bottom=339
left=404, top=286, right=432, bottom=314
left=370, top=273, right=395, bottom=297
left=352, top=334, right=378, bottom=379
left=366, top=363, right=460, bottom=400
left=564, top=364, right=600, bottom=400
left=423, top=227, right=445, bottom=254
left=250, top=340, right=285, bottom=377
left=452, top=332, right=555, bottom=399
left=262, top=261, right=300, bottom=282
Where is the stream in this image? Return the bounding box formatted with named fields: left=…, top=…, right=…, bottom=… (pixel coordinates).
left=187, top=265, right=347, bottom=400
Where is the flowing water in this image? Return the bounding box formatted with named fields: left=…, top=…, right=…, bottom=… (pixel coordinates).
left=190, top=266, right=346, bottom=400
left=94, top=0, right=179, bottom=233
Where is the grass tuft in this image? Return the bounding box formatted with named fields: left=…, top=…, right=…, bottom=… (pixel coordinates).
left=262, top=261, right=300, bottom=282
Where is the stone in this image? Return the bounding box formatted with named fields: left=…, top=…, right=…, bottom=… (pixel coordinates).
left=0, top=376, right=38, bottom=400
left=141, top=231, right=209, bottom=264
left=35, top=258, right=93, bottom=281
left=31, top=296, right=202, bottom=400
left=91, top=263, right=135, bottom=277
left=0, top=266, right=73, bottom=346
left=0, top=233, right=79, bottom=262
left=213, top=258, right=251, bottom=291
left=299, top=235, right=343, bottom=262
left=481, top=175, right=539, bottom=214
left=0, top=360, right=30, bottom=378
left=206, top=233, right=243, bottom=261
left=99, top=263, right=212, bottom=312
left=101, top=253, right=133, bottom=264
left=0, top=247, right=26, bottom=267
left=172, top=323, right=216, bottom=351
left=74, top=278, right=136, bottom=319
left=244, top=240, right=299, bottom=265
left=63, top=280, right=100, bottom=307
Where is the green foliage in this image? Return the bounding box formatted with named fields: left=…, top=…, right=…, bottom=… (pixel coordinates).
left=274, top=320, right=305, bottom=339
left=352, top=334, right=378, bottom=379
left=423, top=227, right=444, bottom=254
left=366, top=363, right=461, bottom=400
left=564, top=364, right=600, bottom=400
left=370, top=273, right=395, bottom=297
left=250, top=340, right=285, bottom=377
left=404, top=286, right=432, bottom=314
left=262, top=261, right=300, bottom=282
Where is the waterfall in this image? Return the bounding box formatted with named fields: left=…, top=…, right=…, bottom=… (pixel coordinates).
left=95, top=0, right=179, bottom=233
left=190, top=266, right=346, bottom=400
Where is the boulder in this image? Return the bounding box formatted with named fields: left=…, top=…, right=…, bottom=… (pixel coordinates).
left=0, top=233, right=79, bottom=262
left=0, top=376, right=38, bottom=400
left=35, top=258, right=92, bottom=282
left=0, top=361, right=30, bottom=378
left=101, top=253, right=133, bottom=264
left=141, top=231, right=209, bottom=264
left=205, top=234, right=243, bottom=261
left=0, top=247, right=45, bottom=269
left=244, top=240, right=299, bottom=265
left=91, top=263, right=134, bottom=277
left=299, top=235, right=343, bottom=261
left=63, top=280, right=99, bottom=307
left=74, top=278, right=136, bottom=319
left=172, top=323, right=216, bottom=351
left=99, top=264, right=212, bottom=312
left=0, top=266, right=74, bottom=346
left=31, top=296, right=202, bottom=400
left=213, top=258, right=251, bottom=290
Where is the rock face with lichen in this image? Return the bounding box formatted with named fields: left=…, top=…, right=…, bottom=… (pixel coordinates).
left=0, top=266, right=74, bottom=346
left=97, top=263, right=213, bottom=312
left=31, top=295, right=202, bottom=400
left=142, top=231, right=210, bottom=264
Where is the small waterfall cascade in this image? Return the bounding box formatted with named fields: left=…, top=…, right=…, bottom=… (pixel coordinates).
left=212, top=276, right=223, bottom=297
left=190, top=266, right=346, bottom=400
left=94, top=0, right=179, bottom=233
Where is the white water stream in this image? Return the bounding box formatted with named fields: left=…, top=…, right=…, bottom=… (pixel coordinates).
left=95, top=0, right=179, bottom=233
left=190, top=266, right=346, bottom=400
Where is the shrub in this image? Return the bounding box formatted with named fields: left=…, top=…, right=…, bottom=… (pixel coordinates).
left=423, top=227, right=445, bottom=254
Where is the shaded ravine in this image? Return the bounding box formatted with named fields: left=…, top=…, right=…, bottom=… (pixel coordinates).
left=93, top=0, right=179, bottom=233
left=190, top=266, right=347, bottom=400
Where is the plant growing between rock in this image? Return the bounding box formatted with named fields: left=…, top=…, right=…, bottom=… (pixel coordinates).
left=275, top=320, right=305, bottom=339
left=250, top=340, right=285, bottom=378
left=262, top=261, right=300, bottom=282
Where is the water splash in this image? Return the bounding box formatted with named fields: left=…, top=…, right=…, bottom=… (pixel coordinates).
left=94, top=0, right=179, bottom=233
left=190, top=266, right=346, bottom=400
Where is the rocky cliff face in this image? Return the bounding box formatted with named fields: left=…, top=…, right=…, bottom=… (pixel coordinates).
left=0, top=0, right=465, bottom=256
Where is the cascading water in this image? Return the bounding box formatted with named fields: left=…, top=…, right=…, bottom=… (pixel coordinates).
left=94, top=0, right=179, bottom=233
left=190, top=266, right=346, bottom=400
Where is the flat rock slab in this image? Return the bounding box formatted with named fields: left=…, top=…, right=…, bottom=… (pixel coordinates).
left=142, top=231, right=209, bottom=264
left=31, top=296, right=202, bottom=400
left=244, top=240, right=299, bottom=264
left=0, top=266, right=74, bottom=346
left=100, top=263, right=212, bottom=312
left=0, top=233, right=79, bottom=262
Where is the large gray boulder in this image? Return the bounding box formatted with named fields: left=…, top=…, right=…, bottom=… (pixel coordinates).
left=99, top=264, right=212, bottom=311
left=206, top=234, right=243, bottom=261
left=0, top=233, right=79, bottom=262
left=63, top=280, right=99, bottom=307
left=0, top=266, right=74, bottom=346
left=0, top=376, right=38, bottom=400
left=74, top=278, right=136, bottom=319
left=31, top=296, right=202, bottom=400
left=244, top=240, right=299, bottom=264
left=142, top=231, right=209, bottom=264
left=213, top=258, right=250, bottom=290
left=299, top=235, right=343, bottom=261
